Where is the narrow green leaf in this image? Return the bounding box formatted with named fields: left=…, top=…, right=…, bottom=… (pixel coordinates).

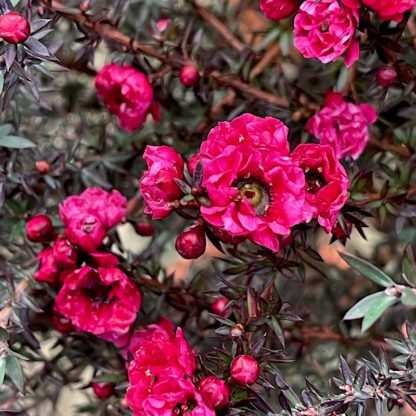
left=361, top=296, right=397, bottom=332
left=344, top=292, right=388, bottom=320
left=0, top=136, right=36, bottom=149
left=5, top=356, right=23, bottom=391
left=0, top=358, right=6, bottom=389
left=401, top=287, right=416, bottom=307
left=340, top=252, right=395, bottom=287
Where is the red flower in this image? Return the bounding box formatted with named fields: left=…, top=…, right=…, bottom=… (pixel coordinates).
left=26, top=214, right=56, bottom=243
left=34, top=247, right=59, bottom=284
left=198, top=376, right=230, bottom=409
left=230, top=355, right=260, bottom=385
left=140, top=145, right=185, bottom=219
left=199, top=114, right=305, bottom=252
left=260, top=0, right=300, bottom=20
left=291, top=144, right=350, bottom=232
left=0, top=12, right=30, bottom=44
left=95, top=64, right=155, bottom=132
left=54, top=266, right=141, bottom=346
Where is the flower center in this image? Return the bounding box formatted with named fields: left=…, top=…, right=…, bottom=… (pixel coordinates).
left=173, top=400, right=197, bottom=415
left=235, top=179, right=271, bottom=216
left=320, top=21, right=329, bottom=32
left=304, top=167, right=327, bottom=194
left=81, top=274, right=114, bottom=304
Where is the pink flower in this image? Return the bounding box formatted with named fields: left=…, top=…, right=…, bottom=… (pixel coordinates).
left=362, top=0, right=415, bottom=22
left=260, top=0, right=300, bottom=20
left=293, top=0, right=360, bottom=67
left=95, top=64, right=155, bottom=132
left=199, top=115, right=305, bottom=252
left=26, top=214, right=56, bottom=243
left=0, top=12, right=30, bottom=44
left=200, top=113, right=289, bottom=159
left=139, top=145, right=185, bottom=219
left=230, top=355, right=260, bottom=385
left=59, top=187, right=126, bottom=252
left=54, top=266, right=141, bottom=346
left=60, top=187, right=127, bottom=230
left=291, top=144, right=350, bottom=232
left=34, top=247, right=59, bottom=284
left=306, top=92, right=377, bottom=160
left=126, top=376, right=214, bottom=416
left=198, top=376, right=230, bottom=409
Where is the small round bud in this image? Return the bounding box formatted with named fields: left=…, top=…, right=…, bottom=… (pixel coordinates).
left=198, top=376, right=230, bottom=409
left=35, top=160, right=50, bottom=174
left=92, top=382, right=114, bottom=400
left=179, top=65, right=200, bottom=88
left=79, top=1, right=90, bottom=12
left=52, top=313, right=75, bottom=334
left=0, top=12, right=30, bottom=44
left=230, top=355, right=260, bottom=385
left=260, top=0, right=299, bottom=20
left=376, top=66, right=397, bottom=88
left=211, top=297, right=230, bottom=317
left=175, top=223, right=206, bottom=259
left=134, top=221, right=155, bottom=237
left=26, top=214, right=56, bottom=243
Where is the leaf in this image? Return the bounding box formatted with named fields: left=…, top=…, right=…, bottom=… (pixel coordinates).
left=5, top=356, right=23, bottom=391
left=0, top=136, right=36, bottom=149
left=401, top=287, right=416, bottom=307
left=361, top=295, right=397, bottom=332
left=402, top=245, right=416, bottom=287
left=0, top=124, right=12, bottom=136
left=0, top=358, right=5, bottom=389
left=23, top=37, right=52, bottom=59
left=344, top=292, right=389, bottom=320
left=340, top=252, right=395, bottom=287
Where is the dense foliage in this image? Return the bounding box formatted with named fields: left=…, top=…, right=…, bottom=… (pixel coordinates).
left=0, top=0, right=416, bottom=415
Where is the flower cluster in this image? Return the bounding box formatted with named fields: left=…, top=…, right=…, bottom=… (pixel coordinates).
left=26, top=187, right=141, bottom=346
left=95, top=64, right=159, bottom=132
left=261, top=0, right=415, bottom=66
left=307, top=92, right=377, bottom=160
left=125, top=320, right=258, bottom=415
left=139, top=113, right=350, bottom=254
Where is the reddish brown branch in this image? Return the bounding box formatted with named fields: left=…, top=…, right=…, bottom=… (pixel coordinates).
left=369, top=135, right=412, bottom=158
left=40, top=0, right=289, bottom=108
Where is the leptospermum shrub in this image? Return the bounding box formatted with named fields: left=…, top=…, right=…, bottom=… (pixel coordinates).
left=1, top=0, right=416, bottom=415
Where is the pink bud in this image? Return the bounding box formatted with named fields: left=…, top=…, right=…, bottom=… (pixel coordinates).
left=35, top=160, right=50, bottom=174
left=134, top=221, right=155, bottom=237
left=156, top=18, right=170, bottom=32
left=179, top=65, right=200, bottom=88
left=376, top=66, right=397, bottom=88
left=92, top=382, right=114, bottom=400
left=26, top=214, right=56, bottom=243
left=187, top=154, right=202, bottom=177
left=53, top=236, right=78, bottom=269
left=52, top=313, right=75, bottom=334
left=260, top=0, right=299, bottom=21
left=230, top=355, right=260, bottom=385
left=198, top=376, right=230, bottom=409
left=211, top=297, right=230, bottom=317
left=175, top=223, right=206, bottom=259
left=0, top=12, right=30, bottom=44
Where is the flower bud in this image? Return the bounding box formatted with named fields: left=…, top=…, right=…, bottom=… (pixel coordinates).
left=230, top=355, right=260, bottom=385
left=376, top=66, right=397, bottom=88
left=34, top=247, right=59, bottom=284
left=187, top=154, right=202, bottom=177
left=53, top=236, right=78, bottom=269
left=134, top=221, right=155, bottom=237
left=211, top=297, right=230, bottom=317
left=0, top=12, right=30, bottom=44
left=26, top=214, right=56, bottom=243
left=92, top=382, right=114, bottom=400
left=156, top=18, right=170, bottom=32
left=52, top=313, right=75, bottom=334
left=230, top=323, right=244, bottom=338
left=35, top=160, right=50, bottom=174
left=260, top=0, right=299, bottom=21
left=79, top=1, right=90, bottom=12
left=179, top=65, right=200, bottom=88
left=175, top=223, right=206, bottom=259
left=331, top=220, right=352, bottom=241
left=198, top=376, right=230, bottom=409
